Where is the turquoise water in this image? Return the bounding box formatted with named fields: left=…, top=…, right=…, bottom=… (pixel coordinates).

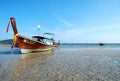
left=60, top=43, right=120, bottom=50
left=0, top=43, right=120, bottom=65
left=1, top=43, right=120, bottom=53
left=0, top=43, right=120, bottom=66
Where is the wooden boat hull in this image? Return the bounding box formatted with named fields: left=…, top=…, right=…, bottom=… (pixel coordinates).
left=17, top=36, right=56, bottom=53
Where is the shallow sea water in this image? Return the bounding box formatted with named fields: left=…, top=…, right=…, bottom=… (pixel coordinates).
left=0, top=44, right=120, bottom=81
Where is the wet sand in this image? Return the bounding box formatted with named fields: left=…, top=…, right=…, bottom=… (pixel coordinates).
left=0, top=46, right=120, bottom=81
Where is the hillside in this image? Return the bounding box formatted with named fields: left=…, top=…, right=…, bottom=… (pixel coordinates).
left=0, top=39, right=13, bottom=44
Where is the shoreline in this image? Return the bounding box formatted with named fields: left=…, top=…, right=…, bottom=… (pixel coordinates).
left=0, top=44, right=12, bottom=46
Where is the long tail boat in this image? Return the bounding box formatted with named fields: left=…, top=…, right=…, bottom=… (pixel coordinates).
left=6, top=17, right=60, bottom=54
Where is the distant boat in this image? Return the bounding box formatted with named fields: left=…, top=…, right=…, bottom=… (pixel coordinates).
left=99, top=43, right=104, bottom=46
left=6, top=17, right=60, bottom=54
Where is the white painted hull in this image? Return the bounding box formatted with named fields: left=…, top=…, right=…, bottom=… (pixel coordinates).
left=21, top=48, right=54, bottom=54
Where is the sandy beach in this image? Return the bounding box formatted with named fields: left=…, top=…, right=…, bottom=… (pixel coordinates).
left=0, top=45, right=120, bottom=81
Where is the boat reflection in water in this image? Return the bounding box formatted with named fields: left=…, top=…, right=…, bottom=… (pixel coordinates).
left=14, top=50, right=54, bottom=78
left=20, top=50, right=54, bottom=59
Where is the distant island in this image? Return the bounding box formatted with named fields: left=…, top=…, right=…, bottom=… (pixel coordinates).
left=0, top=39, right=13, bottom=45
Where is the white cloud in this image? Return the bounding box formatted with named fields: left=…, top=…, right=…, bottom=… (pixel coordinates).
left=56, top=17, right=73, bottom=27
left=53, top=14, right=73, bottom=27
left=55, top=21, right=120, bottom=43
left=52, top=12, right=120, bottom=43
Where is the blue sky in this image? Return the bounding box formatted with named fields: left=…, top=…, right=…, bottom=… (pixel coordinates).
left=0, top=0, right=120, bottom=43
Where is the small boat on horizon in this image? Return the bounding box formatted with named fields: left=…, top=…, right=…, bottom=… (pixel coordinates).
left=99, top=43, right=104, bottom=46
left=6, top=17, right=60, bottom=54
